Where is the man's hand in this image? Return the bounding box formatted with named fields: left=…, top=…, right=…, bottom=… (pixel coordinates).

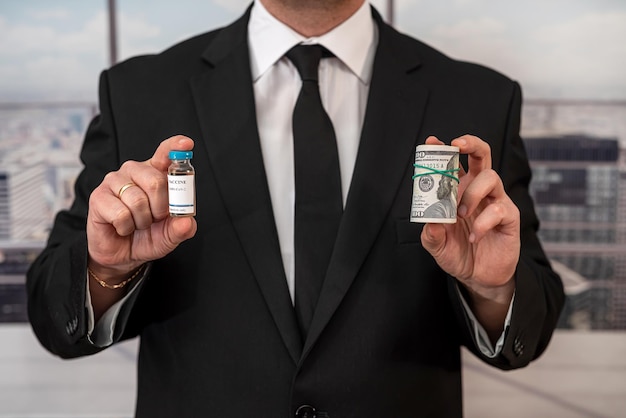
left=420, top=135, right=519, bottom=340
left=86, top=135, right=197, bottom=284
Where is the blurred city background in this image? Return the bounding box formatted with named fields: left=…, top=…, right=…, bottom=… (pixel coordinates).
left=2, top=0, right=625, bottom=330
left=1, top=1, right=625, bottom=417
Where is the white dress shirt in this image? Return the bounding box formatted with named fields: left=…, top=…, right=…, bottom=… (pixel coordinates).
left=87, top=0, right=511, bottom=357
left=249, top=0, right=377, bottom=303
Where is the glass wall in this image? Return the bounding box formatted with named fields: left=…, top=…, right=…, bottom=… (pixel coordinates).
left=1, top=0, right=626, bottom=329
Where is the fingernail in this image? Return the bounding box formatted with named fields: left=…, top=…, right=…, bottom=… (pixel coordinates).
left=469, top=232, right=476, bottom=243
left=458, top=205, right=467, bottom=217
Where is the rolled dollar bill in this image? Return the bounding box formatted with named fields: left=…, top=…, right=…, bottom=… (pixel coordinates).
left=410, top=144, right=460, bottom=224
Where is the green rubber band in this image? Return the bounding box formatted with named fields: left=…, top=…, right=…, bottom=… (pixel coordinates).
left=412, top=164, right=460, bottom=182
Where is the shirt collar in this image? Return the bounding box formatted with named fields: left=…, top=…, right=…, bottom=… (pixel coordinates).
left=248, top=0, right=377, bottom=84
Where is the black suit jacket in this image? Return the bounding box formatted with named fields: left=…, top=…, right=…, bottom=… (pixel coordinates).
left=27, top=6, right=564, bottom=417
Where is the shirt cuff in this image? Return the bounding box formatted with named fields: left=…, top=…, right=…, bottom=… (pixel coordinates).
left=85, top=265, right=149, bottom=347
left=456, top=283, right=515, bottom=358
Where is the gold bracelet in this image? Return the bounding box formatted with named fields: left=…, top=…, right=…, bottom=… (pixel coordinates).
left=88, top=264, right=145, bottom=290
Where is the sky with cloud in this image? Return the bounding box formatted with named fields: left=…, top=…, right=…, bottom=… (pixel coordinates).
left=0, top=0, right=624, bottom=102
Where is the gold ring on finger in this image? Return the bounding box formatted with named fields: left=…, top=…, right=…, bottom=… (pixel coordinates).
left=118, top=182, right=136, bottom=199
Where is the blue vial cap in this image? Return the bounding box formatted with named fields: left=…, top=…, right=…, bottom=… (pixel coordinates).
left=169, top=150, right=193, bottom=160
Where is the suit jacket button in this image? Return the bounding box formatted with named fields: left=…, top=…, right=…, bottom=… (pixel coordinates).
left=513, top=337, right=524, bottom=357
left=295, top=405, right=316, bottom=418
left=65, top=316, right=78, bottom=336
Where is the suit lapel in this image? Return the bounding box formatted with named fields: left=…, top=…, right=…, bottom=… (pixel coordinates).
left=301, top=13, right=429, bottom=360
left=189, top=9, right=302, bottom=363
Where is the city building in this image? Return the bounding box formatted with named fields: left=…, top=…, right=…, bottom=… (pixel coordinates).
left=524, top=134, right=626, bottom=329
left=0, top=162, right=49, bottom=241
left=0, top=105, right=90, bottom=323
left=0, top=241, right=41, bottom=322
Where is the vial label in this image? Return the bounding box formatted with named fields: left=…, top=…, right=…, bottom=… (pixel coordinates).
left=168, top=174, right=195, bottom=216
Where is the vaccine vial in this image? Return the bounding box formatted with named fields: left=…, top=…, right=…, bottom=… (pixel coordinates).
left=168, top=150, right=195, bottom=216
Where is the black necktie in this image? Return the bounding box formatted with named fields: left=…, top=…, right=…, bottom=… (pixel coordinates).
left=287, top=44, right=343, bottom=338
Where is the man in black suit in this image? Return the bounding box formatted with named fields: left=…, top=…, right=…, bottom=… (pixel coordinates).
left=27, top=0, right=564, bottom=416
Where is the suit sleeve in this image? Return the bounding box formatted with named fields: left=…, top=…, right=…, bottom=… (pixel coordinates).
left=449, top=81, right=565, bottom=370
left=26, top=70, right=139, bottom=358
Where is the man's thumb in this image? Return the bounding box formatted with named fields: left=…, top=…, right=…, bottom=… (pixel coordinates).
left=420, top=223, right=445, bottom=255
left=167, top=216, right=197, bottom=246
